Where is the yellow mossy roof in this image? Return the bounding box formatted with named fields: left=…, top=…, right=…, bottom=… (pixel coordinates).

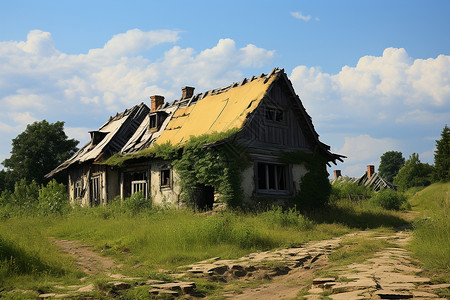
left=155, top=74, right=278, bottom=145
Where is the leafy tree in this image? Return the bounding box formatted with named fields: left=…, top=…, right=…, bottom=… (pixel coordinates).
left=393, top=153, right=434, bottom=191
left=0, top=169, right=16, bottom=193
left=433, top=125, right=450, bottom=182
left=378, top=151, right=405, bottom=182
left=2, top=120, right=79, bottom=185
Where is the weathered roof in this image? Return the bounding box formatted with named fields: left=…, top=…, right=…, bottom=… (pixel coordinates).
left=120, top=68, right=282, bottom=154
left=46, top=103, right=149, bottom=177
left=353, top=172, right=397, bottom=191
left=48, top=67, right=344, bottom=176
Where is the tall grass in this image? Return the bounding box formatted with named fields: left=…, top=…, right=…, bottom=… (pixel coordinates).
left=408, top=182, right=450, bottom=271
left=50, top=207, right=350, bottom=272
left=0, top=216, right=81, bottom=290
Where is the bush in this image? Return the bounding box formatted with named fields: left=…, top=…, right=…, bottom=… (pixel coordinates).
left=38, top=180, right=70, bottom=215
left=370, top=189, right=406, bottom=210
left=122, top=191, right=152, bottom=215
left=11, top=179, right=39, bottom=210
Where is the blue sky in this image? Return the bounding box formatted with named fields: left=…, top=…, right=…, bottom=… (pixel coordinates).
left=1, top=0, right=449, bottom=177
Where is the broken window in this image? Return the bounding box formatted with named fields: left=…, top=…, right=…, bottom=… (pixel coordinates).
left=131, top=172, right=148, bottom=198
left=265, top=108, right=284, bottom=123
left=257, top=162, right=288, bottom=191
left=160, top=169, right=171, bottom=188
left=149, top=111, right=168, bottom=131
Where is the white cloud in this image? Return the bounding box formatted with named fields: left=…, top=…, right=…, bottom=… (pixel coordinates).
left=336, top=134, right=400, bottom=177
left=10, top=112, right=37, bottom=125
left=89, top=29, right=180, bottom=57
left=65, top=127, right=93, bottom=145
left=291, top=48, right=450, bottom=130
left=291, top=12, right=312, bottom=22
left=0, top=29, right=275, bottom=161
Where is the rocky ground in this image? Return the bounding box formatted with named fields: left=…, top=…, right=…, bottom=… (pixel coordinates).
left=37, top=229, right=448, bottom=299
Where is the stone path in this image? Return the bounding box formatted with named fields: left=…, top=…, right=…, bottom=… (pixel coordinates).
left=305, top=231, right=448, bottom=299
left=44, top=231, right=447, bottom=299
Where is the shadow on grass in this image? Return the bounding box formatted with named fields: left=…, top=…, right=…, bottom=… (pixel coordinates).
left=303, top=205, right=408, bottom=230
left=0, top=235, right=67, bottom=277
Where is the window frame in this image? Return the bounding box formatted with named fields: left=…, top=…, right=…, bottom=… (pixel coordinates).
left=254, top=161, right=291, bottom=195
left=264, top=106, right=286, bottom=125
left=160, top=168, right=172, bottom=189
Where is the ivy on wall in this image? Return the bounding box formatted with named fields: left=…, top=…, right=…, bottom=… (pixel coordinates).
left=280, top=151, right=331, bottom=209
left=104, top=129, right=250, bottom=208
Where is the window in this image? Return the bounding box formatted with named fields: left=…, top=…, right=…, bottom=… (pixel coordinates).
left=131, top=180, right=148, bottom=198
left=149, top=114, right=157, bottom=129
left=149, top=111, right=168, bottom=130
left=160, top=169, right=171, bottom=188
left=257, top=162, right=288, bottom=191
left=130, top=172, right=148, bottom=198
left=265, top=108, right=284, bottom=123
left=74, top=180, right=82, bottom=199
left=90, top=176, right=101, bottom=206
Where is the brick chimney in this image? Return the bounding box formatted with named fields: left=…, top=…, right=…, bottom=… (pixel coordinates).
left=150, top=95, right=164, bottom=111
left=334, top=170, right=342, bottom=180
left=181, top=86, right=195, bottom=99
left=367, top=165, right=375, bottom=179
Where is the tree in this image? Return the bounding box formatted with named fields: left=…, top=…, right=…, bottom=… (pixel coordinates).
left=393, top=153, right=434, bottom=191
left=378, top=151, right=405, bottom=182
left=0, top=169, right=16, bottom=193
left=433, top=125, right=450, bottom=182
left=2, top=120, right=79, bottom=185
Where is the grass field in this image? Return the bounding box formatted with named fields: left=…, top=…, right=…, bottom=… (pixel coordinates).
left=408, top=182, right=450, bottom=272
left=0, top=183, right=448, bottom=297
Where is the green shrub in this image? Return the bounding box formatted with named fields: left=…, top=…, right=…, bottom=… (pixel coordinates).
left=122, top=191, right=152, bottom=215
left=11, top=179, right=39, bottom=211
left=281, top=152, right=331, bottom=209
left=38, top=180, right=70, bottom=215
left=370, top=189, right=406, bottom=210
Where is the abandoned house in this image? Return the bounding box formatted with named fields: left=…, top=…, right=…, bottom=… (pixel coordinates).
left=47, top=68, right=344, bottom=209
left=331, top=165, right=397, bottom=191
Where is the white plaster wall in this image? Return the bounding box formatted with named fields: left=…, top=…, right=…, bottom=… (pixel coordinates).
left=292, top=164, right=308, bottom=193
left=150, top=162, right=181, bottom=208
left=241, top=166, right=254, bottom=201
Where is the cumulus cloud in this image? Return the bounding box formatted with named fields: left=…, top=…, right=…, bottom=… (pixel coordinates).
left=292, top=48, right=449, bottom=176
left=291, top=48, right=450, bottom=131
left=291, top=12, right=312, bottom=22
left=0, top=29, right=275, bottom=161
left=336, top=134, right=400, bottom=177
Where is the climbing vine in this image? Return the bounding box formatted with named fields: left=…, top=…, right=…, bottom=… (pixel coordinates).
left=104, top=129, right=251, bottom=208
left=280, top=151, right=331, bottom=209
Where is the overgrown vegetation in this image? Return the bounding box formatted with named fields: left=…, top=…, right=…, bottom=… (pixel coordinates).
left=105, top=129, right=250, bottom=208
left=0, top=179, right=69, bottom=216
left=281, top=151, right=331, bottom=209
left=394, top=153, right=434, bottom=191
left=409, top=182, right=450, bottom=271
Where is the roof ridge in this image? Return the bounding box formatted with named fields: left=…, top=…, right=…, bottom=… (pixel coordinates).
left=166, top=67, right=283, bottom=109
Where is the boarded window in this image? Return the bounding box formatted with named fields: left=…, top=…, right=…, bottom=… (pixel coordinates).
left=257, top=162, right=287, bottom=191
left=90, top=176, right=101, bottom=206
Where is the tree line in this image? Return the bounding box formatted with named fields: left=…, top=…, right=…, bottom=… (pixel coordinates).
left=378, top=125, right=450, bottom=190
